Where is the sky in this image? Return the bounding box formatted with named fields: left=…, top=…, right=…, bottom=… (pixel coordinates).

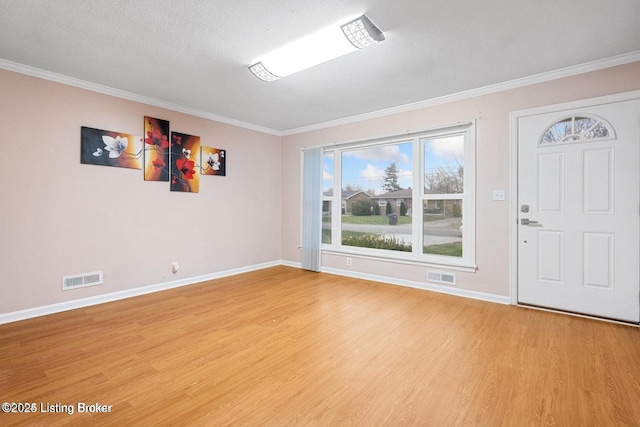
left=323, top=136, right=464, bottom=195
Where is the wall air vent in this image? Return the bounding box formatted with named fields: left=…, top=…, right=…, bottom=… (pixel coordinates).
left=62, top=271, right=103, bottom=290
left=427, top=270, right=456, bottom=285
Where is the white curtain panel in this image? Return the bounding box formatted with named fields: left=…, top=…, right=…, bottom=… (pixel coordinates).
left=301, top=147, right=322, bottom=271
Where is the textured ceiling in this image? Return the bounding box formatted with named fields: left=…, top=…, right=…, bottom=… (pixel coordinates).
left=1, top=0, right=639, bottom=132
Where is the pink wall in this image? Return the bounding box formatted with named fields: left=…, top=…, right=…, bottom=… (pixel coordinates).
left=281, top=62, right=640, bottom=297
left=0, top=69, right=282, bottom=314
left=2, top=61, right=639, bottom=316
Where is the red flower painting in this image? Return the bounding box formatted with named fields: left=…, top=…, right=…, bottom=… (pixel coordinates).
left=145, top=128, right=169, bottom=148
left=152, top=158, right=166, bottom=168
left=170, top=131, right=200, bottom=193
left=144, top=117, right=170, bottom=182
left=176, top=157, right=195, bottom=180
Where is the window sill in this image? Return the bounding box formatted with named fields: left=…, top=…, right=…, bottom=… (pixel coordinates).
left=322, top=246, right=477, bottom=273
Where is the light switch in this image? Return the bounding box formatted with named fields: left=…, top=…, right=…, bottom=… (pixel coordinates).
left=493, top=190, right=506, bottom=201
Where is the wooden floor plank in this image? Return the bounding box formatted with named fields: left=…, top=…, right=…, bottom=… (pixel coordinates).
left=1, top=266, right=639, bottom=426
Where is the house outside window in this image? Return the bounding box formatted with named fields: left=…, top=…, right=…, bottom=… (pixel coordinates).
left=322, top=122, right=476, bottom=270
left=372, top=189, right=412, bottom=215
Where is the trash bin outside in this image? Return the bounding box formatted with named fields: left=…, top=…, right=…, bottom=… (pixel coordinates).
left=388, top=214, right=398, bottom=225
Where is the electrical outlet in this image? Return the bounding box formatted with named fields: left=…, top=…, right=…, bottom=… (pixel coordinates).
left=346, top=257, right=353, bottom=267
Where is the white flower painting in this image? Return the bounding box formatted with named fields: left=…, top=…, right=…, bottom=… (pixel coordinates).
left=80, top=126, right=142, bottom=169
left=201, top=147, right=226, bottom=176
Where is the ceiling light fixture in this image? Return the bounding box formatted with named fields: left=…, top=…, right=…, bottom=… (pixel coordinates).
left=249, top=14, right=385, bottom=82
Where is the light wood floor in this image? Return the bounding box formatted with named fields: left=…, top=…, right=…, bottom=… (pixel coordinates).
left=1, top=266, right=639, bottom=426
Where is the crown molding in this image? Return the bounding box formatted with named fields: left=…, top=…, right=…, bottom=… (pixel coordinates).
left=3, top=50, right=639, bottom=138
left=282, top=50, right=640, bottom=136
left=0, top=59, right=283, bottom=137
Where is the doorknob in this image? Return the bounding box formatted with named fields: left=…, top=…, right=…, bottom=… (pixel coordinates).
left=520, top=218, right=539, bottom=226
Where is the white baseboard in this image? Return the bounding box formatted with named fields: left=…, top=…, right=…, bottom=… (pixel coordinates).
left=280, top=260, right=302, bottom=268
left=0, top=261, right=281, bottom=325
left=320, top=266, right=511, bottom=305
left=0, top=260, right=509, bottom=325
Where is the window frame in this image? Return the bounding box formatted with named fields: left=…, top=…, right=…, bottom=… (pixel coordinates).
left=322, top=122, right=476, bottom=272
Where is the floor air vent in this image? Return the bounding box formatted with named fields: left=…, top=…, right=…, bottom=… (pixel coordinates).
left=62, top=271, right=103, bottom=290
left=427, top=270, right=456, bottom=285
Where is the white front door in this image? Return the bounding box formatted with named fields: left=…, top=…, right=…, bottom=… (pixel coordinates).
left=517, top=97, right=640, bottom=323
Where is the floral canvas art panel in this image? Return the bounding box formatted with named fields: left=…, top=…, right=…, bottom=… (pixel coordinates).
left=143, top=116, right=170, bottom=181
left=170, top=131, right=200, bottom=193
left=80, top=127, right=142, bottom=169
left=201, top=146, right=226, bottom=176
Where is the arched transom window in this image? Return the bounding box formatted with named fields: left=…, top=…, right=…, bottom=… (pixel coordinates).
left=539, top=115, right=614, bottom=145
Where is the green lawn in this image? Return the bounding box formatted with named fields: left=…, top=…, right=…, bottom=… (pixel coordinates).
left=338, top=230, right=462, bottom=258
left=424, top=242, right=462, bottom=257
left=323, top=216, right=463, bottom=257
left=341, top=231, right=412, bottom=251
left=340, top=215, right=412, bottom=225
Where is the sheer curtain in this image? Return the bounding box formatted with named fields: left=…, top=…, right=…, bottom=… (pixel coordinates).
left=301, top=147, right=322, bottom=271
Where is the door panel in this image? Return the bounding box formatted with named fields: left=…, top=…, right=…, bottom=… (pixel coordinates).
left=538, top=231, right=564, bottom=283
left=538, top=153, right=564, bottom=212
left=583, top=232, right=613, bottom=289
left=583, top=148, right=613, bottom=213
left=517, top=99, right=640, bottom=323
